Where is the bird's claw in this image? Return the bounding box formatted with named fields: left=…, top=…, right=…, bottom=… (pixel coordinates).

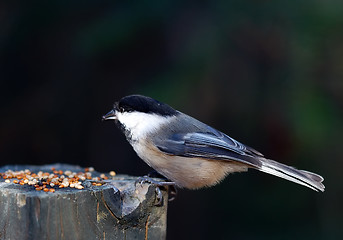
left=167, top=184, right=178, bottom=202
left=155, top=187, right=164, bottom=206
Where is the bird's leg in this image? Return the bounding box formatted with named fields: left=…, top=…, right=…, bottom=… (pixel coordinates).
left=136, top=175, right=176, bottom=186
left=136, top=175, right=177, bottom=206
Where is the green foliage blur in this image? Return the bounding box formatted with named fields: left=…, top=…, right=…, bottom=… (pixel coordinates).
left=0, top=1, right=342, bottom=239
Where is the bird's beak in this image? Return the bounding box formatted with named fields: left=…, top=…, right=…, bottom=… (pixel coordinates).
left=102, top=110, right=117, bottom=121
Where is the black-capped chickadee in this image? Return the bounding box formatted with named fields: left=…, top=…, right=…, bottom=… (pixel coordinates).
left=103, top=95, right=325, bottom=192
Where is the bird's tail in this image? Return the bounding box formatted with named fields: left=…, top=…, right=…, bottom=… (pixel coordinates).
left=257, top=158, right=325, bottom=192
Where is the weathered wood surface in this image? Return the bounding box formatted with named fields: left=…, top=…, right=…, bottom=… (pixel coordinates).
left=0, top=164, right=168, bottom=240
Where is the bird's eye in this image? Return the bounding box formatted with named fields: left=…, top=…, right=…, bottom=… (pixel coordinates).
left=119, top=105, right=134, bottom=113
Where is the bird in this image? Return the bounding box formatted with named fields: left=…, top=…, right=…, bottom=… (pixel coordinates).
left=103, top=94, right=325, bottom=192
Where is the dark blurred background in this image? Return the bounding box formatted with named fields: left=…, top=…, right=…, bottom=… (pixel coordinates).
left=1, top=1, right=342, bottom=239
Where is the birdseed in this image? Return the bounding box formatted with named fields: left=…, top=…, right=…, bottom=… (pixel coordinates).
left=0, top=167, right=116, bottom=193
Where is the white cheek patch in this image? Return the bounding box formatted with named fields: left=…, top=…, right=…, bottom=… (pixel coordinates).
left=116, top=111, right=173, bottom=140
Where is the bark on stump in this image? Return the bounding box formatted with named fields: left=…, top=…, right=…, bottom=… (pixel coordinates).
left=0, top=164, right=168, bottom=240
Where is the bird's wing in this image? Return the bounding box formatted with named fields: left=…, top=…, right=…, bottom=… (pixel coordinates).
left=202, top=126, right=264, bottom=157
left=155, top=129, right=263, bottom=168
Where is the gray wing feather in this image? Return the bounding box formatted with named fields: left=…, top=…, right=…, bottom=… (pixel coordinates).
left=204, top=126, right=264, bottom=157
left=156, top=130, right=263, bottom=168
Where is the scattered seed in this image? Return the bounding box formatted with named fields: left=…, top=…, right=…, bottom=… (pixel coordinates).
left=1, top=166, right=115, bottom=193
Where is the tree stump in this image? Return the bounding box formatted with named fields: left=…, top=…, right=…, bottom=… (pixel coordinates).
left=0, top=164, right=168, bottom=240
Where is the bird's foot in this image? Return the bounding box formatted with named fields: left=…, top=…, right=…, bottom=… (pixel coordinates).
left=136, top=176, right=177, bottom=206
left=136, top=175, right=176, bottom=186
